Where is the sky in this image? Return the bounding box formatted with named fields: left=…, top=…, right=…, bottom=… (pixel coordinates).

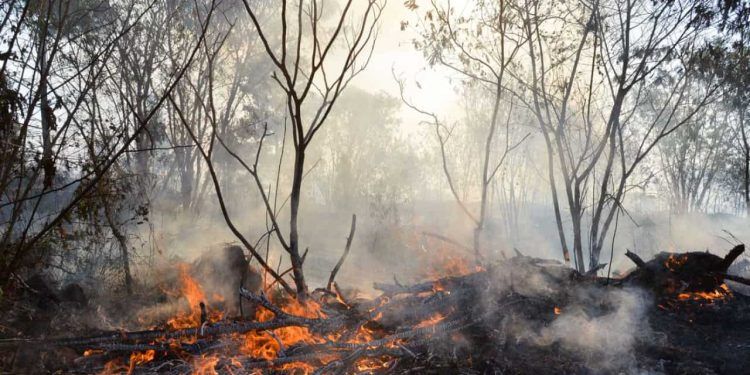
left=350, top=0, right=467, bottom=125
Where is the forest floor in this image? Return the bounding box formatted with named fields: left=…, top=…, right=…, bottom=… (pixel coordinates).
left=1, top=246, right=750, bottom=374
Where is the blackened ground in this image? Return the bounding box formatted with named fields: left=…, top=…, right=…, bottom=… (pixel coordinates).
left=386, top=293, right=750, bottom=375
left=4, top=250, right=750, bottom=374
left=639, top=293, right=750, bottom=375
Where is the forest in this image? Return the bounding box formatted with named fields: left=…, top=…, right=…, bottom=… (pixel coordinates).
left=1, top=0, right=750, bottom=373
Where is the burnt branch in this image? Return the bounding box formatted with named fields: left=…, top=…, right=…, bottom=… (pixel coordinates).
left=328, top=214, right=357, bottom=291
left=625, top=250, right=647, bottom=269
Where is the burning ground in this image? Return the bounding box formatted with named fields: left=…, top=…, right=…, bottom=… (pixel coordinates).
left=1, top=244, right=750, bottom=374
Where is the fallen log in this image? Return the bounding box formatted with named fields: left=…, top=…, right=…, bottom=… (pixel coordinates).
left=624, top=245, right=745, bottom=298
left=0, top=315, right=337, bottom=349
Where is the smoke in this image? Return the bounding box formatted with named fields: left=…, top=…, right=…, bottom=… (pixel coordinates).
left=472, top=259, right=657, bottom=373
left=532, top=288, right=652, bottom=372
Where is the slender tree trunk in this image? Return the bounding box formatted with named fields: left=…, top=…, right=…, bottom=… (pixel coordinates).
left=475, top=83, right=504, bottom=261
left=589, top=92, right=625, bottom=270
left=289, top=145, right=308, bottom=298
left=572, top=207, right=585, bottom=272
left=104, top=203, right=133, bottom=294
left=178, top=149, right=194, bottom=211
left=740, top=110, right=749, bottom=217
left=539, top=129, right=571, bottom=264
left=38, top=14, right=54, bottom=188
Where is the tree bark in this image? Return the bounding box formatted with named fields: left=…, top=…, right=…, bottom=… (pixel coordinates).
left=740, top=110, right=749, bottom=217
left=104, top=203, right=133, bottom=294
left=38, top=8, right=54, bottom=188
left=289, top=145, right=308, bottom=299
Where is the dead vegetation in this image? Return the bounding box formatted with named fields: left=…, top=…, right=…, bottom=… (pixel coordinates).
left=0, top=244, right=748, bottom=374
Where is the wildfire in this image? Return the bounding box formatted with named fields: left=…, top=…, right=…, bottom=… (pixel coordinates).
left=356, top=358, right=391, bottom=372
left=166, top=264, right=223, bottom=329
left=128, top=350, right=156, bottom=373
left=423, top=247, right=483, bottom=280
left=96, top=250, right=465, bottom=374
left=239, top=295, right=327, bottom=370
left=664, top=254, right=688, bottom=272
left=554, top=306, right=561, bottom=315
left=415, top=312, right=446, bottom=328
left=83, top=349, right=102, bottom=356
left=192, top=355, right=220, bottom=375
left=407, top=229, right=482, bottom=279
left=676, top=284, right=733, bottom=304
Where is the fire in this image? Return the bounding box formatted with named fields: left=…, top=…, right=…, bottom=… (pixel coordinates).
left=676, top=284, right=732, bottom=304
left=405, top=229, right=483, bottom=279
left=240, top=296, right=326, bottom=363
left=416, top=312, right=446, bottom=328
left=192, top=355, right=220, bottom=375
left=99, top=350, right=156, bottom=375
left=356, top=358, right=390, bottom=372
left=83, top=349, right=102, bottom=356
left=97, top=263, right=401, bottom=374
left=554, top=306, right=561, bottom=315
left=422, top=247, right=481, bottom=279
left=352, top=323, right=378, bottom=343
left=664, top=254, right=688, bottom=272
left=100, top=359, right=128, bottom=375
left=128, top=350, right=156, bottom=373
left=130, top=350, right=155, bottom=364
left=166, top=264, right=223, bottom=329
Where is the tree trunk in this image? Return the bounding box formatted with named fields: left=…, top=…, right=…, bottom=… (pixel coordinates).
left=740, top=110, right=749, bottom=217
left=474, top=82, right=503, bottom=262
left=572, top=208, right=585, bottom=272
left=38, top=13, right=54, bottom=188
left=289, top=146, right=308, bottom=299
left=104, top=203, right=133, bottom=294
left=178, top=149, right=194, bottom=211
left=541, top=131, right=571, bottom=265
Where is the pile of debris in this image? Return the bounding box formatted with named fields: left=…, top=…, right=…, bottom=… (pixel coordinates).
left=1, top=244, right=749, bottom=374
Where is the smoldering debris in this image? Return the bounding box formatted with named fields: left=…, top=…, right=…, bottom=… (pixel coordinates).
left=2, top=245, right=750, bottom=374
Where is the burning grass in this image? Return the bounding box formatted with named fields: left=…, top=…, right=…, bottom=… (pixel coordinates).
left=3, top=244, right=750, bottom=374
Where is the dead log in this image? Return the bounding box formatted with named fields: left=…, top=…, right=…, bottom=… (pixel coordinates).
left=0, top=309, right=343, bottom=350
left=623, top=245, right=746, bottom=297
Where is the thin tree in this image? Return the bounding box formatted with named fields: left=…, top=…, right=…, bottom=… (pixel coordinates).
left=519, top=0, right=717, bottom=271
left=234, top=0, right=385, bottom=298
left=399, top=0, right=530, bottom=262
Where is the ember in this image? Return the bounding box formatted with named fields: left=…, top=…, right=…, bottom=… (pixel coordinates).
left=3, top=0, right=750, bottom=373
left=677, top=284, right=732, bottom=304
left=4, top=245, right=750, bottom=374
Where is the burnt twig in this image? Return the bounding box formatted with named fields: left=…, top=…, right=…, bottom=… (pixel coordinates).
left=625, top=250, right=647, bottom=269
left=328, top=214, right=357, bottom=291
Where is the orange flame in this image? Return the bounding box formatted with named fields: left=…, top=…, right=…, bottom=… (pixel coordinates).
left=664, top=254, right=688, bottom=272
left=192, top=355, right=220, bottom=375
left=128, top=350, right=155, bottom=373
left=677, top=284, right=732, bottom=304
left=415, top=312, right=446, bottom=328
left=166, top=264, right=223, bottom=329
left=240, top=297, right=325, bottom=363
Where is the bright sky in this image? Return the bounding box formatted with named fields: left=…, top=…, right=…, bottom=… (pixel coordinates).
left=350, top=1, right=468, bottom=125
